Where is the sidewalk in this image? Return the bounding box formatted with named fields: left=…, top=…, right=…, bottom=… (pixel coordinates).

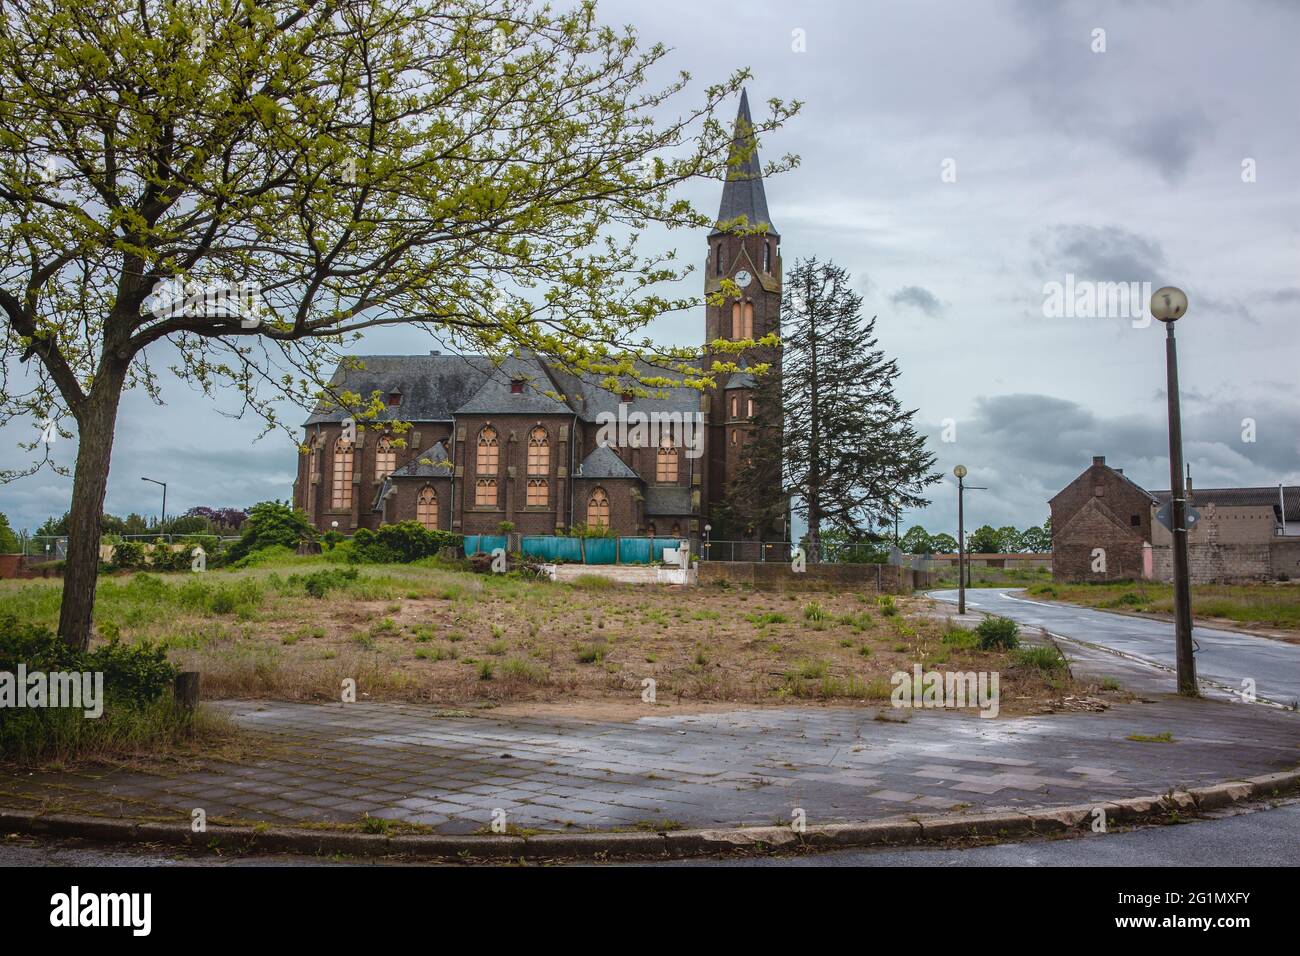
left=2, top=696, right=1296, bottom=837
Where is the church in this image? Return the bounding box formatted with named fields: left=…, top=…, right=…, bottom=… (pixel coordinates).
left=292, top=92, right=784, bottom=547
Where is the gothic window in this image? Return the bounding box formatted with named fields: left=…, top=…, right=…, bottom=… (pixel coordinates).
left=716, top=244, right=723, bottom=276
left=763, top=241, right=771, bottom=273
left=331, top=436, right=354, bottom=509
left=477, top=426, right=499, bottom=475
left=647, top=523, right=657, bottom=537
left=742, top=300, right=754, bottom=338
left=527, top=478, right=549, bottom=507
left=475, top=477, right=498, bottom=507
left=588, top=487, right=610, bottom=528
left=656, top=436, right=679, bottom=482
left=746, top=397, right=754, bottom=418
left=730, top=430, right=738, bottom=446
left=527, top=426, right=549, bottom=475
left=375, top=436, right=397, bottom=480
left=416, top=486, right=438, bottom=530
left=731, top=301, right=741, bottom=338
left=671, top=523, right=681, bottom=537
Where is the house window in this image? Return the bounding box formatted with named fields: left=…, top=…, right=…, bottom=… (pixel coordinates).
left=746, top=397, right=754, bottom=418
left=527, top=478, right=549, bottom=507
left=416, top=486, right=438, bottom=530
left=527, top=426, right=549, bottom=475
left=475, top=477, right=497, bottom=507
left=387, top=392, right=401, bottom=406
left=1130, top=514, right=1141, bottom=526
left=647, top=523, right=657, bottom=537
left=730, top=430, right=737, bottom=446
left=588, top=487, right=610, bottom=528
left=671, top=523, right=681, bottom=537
left=730, top=395, right=738, bottom=417
left=477, top=426, right=499, bottom=475
left=375, top=436, right=397, bottom=480
left=656, top=436, right=679, bottom=482
left=510, top=378, right=524, bottom=394
left=331, top=437, right=354, bottom=509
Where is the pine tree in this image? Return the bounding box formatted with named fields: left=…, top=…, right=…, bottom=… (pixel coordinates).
left=727, top=257, right=940, bottom=560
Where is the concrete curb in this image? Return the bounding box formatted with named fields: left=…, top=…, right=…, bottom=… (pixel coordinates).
left=3, top=768, right=1297, bottom=862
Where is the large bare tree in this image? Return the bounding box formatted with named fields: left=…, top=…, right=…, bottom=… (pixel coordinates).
left=0, top=0, right=797, bottom=649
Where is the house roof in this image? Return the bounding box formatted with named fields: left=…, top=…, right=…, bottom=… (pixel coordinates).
left=711, top=89, right=776, bottom=237
left=1152, top=486, right=1300, bottom=522
left=643, top=485, right=693, bottom=516
left=575, top=445, right=640, bottom=480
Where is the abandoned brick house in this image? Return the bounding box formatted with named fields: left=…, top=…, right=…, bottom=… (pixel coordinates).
left=292, top=92, right=784, bottom=543
left=1049, top=456, right=1300, bottom=583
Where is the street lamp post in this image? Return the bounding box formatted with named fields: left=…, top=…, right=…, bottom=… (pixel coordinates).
left=1151, top=286, right=1198, bottom=696
left=954, top=465, right=967, bottom=614
left=141, top=476, right=167, bottom=531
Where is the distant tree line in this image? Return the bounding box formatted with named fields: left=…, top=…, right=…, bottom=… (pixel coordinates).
left=30, top=506, right=248, bottom=539
left=900, top=519, right=1051, bottom=555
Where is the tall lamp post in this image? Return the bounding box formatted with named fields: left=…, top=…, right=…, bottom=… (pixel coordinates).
left=954, top=465, right=968, bottom=614
left=1151, top=286, right=1198, bottom=696
left=141, top=476, right=167, bottom=532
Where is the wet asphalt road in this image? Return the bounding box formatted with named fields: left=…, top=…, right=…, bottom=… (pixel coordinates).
left=928, top=588, right=1300, bottom=705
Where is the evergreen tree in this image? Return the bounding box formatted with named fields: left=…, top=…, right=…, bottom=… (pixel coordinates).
left=727, top=257, right=940, bottom=559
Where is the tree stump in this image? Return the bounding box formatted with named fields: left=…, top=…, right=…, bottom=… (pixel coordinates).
left=174, top=671, right=201, bottom=710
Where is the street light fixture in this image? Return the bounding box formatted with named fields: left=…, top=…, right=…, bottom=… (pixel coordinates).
left=141, top=476, right=167, bottom=531
left=1151, top=286, right=1197, bottom=696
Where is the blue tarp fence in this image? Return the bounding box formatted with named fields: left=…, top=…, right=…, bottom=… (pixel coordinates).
left=493, top=535, right=685, bottom=564
left=463, top=534, right=509, bottom=556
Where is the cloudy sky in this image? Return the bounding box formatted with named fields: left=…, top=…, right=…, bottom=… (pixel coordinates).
left=2, top=0, right=1297, bottom=540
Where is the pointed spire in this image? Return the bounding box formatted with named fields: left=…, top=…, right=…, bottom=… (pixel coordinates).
left=712, top=88, right=776, bottom=236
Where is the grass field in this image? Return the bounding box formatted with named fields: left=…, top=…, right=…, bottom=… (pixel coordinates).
left=0, top=552, right=1104, bottom=714
left=1026, top=580, right=1300, bottom=630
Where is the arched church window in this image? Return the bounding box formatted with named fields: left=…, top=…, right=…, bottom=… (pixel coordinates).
left=416, top=486, right=438, bottom=530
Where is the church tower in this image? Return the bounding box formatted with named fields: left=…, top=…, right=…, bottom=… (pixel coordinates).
left=702, top=89, right=784, bottom=543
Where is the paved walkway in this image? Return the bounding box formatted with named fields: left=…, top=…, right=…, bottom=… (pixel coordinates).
left=2, top=697, right=1295, bottom=834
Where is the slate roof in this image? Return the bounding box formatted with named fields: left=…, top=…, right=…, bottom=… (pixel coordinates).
left=575, top=445, right=639, bottom=480
left=725, top=366, right=756, bottom=390
left=542, top=358, right=700, bottom=423
left=303, top=353, right=700, bottom=427
left=711, top=89, right=776, bottom=237
left=454, top=353, right=574, bottom=416
left=643, top=486, right=693, bottom=516
left=304, top=354, right=494, bottom=425
left=389, top=441, right=452, bottom=479
left=1152, top=486, right=1300, bottom=522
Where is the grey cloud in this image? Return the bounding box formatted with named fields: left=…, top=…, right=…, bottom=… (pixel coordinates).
left=1034, top=225, right=1167, bottom=283
left=889, top=285, right=943, bottom=317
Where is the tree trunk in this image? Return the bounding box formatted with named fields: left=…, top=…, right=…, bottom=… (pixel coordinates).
left=57, top=365, right=128, bottom=652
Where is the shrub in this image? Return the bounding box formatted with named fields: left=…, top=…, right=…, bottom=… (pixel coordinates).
left=110, top=540, right=147, bottom=570
left=296, top=567, right=360, bottom=598
left=975, top=616, right=1020, bottom=650
left=225, top=501, right=316, bottom=563
left=803, top=601, right=826, bottom=622
left=877, top=595, right=898, bottom=617
left=350, top=522, right=463, bottom=563
left=0, top=615, right=184, bottom=762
